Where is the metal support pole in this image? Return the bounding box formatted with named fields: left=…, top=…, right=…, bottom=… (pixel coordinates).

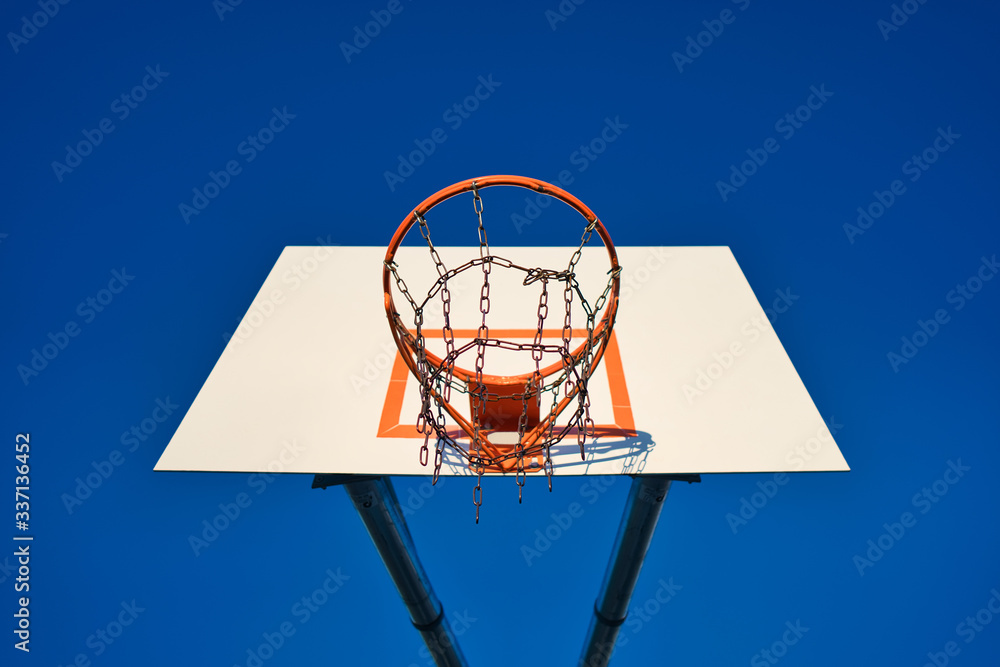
left=342, top=477, right=468, bottom=667
left=578, top=475, right=678, bottom=667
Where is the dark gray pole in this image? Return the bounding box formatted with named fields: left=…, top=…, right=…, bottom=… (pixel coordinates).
left=578, top=475, right=675, bottom=667
left=343, top=477, right=468, bottom=667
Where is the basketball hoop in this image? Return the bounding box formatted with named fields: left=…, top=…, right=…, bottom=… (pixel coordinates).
left=383, top=175, right=621, bottom=521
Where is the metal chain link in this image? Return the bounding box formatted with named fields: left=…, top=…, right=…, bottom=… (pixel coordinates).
left=473, top=479, right=482, bottom=524
left=432, top=437, right=445, bottom=485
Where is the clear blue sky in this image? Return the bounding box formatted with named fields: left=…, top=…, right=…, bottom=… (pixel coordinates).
left=2, top=1, right=998, bottom=665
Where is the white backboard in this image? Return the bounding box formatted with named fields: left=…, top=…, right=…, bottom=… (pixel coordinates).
left=154, top=246, right=848, bottom=477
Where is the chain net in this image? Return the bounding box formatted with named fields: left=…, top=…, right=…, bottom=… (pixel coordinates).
left=385, top=183, right=620, bottom=522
